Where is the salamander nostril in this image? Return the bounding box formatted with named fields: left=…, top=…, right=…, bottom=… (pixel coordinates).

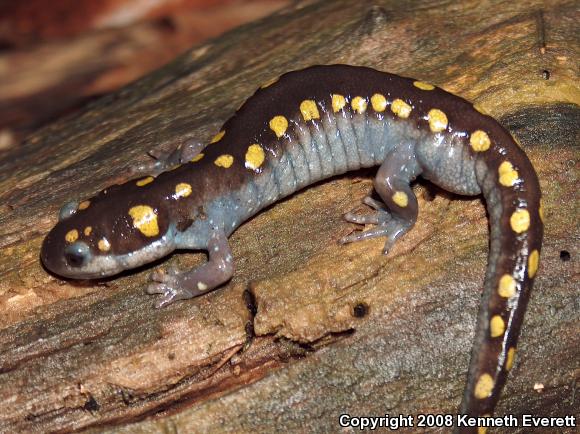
left=64, top=243, right=89, bottom=268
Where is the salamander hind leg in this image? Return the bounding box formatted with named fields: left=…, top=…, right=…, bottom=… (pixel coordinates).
left=146, top=229, right=234, bottom=308
left=340, top=142, right=422, bottom=254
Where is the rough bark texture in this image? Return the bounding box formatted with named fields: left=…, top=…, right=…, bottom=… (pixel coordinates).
left=0, top=0, right=578, bottom=432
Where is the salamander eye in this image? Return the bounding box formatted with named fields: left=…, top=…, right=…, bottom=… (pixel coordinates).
left=64, top=242, right=89, bottom=268
left=59, top=201, right=79, bottom=221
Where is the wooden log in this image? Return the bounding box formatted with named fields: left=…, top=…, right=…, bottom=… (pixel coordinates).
left=0, top=0, right=578, bottom=432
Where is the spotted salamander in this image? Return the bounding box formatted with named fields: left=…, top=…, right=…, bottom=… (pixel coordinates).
left=41, top=65, right=543, bottom=430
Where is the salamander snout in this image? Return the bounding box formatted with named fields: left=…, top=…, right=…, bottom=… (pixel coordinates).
left=40, top=221, right=110, bottom=279
left=41, top=227, right=85, bottom=278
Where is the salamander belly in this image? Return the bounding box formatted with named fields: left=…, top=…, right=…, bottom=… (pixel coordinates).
left=415, top=134, right=481, bottom=196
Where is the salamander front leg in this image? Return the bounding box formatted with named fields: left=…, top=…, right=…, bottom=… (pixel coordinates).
left=131, top=139, right=205, bottom=176
left=146, top=229, right=234, bottom=308
left=340, top=142, right=421, bottom=254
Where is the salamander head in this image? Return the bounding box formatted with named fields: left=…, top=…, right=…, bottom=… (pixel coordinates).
left=41, top=193, right=176, bottom=279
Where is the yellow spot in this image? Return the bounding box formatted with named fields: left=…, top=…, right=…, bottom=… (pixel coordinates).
left=528, top=250, right=540, bottom=278
left=214, top=154, right=234, bottom=168
left=269, top=116, right=288, bottom=138
left=539, top=200, right=544, bottom=223
left=413, top=81, right=435, bottom=91
left=65, top=229, right=78, bottom=243
left=351, top=96, right=368, bottom=114
left=300, top=100, right=320, bottom=121
left=245, top=144, right=265, bottom=171
left=506, top=347, right=516, bottom=371
left=391, top=98, right=412, bottom=118
left=191, top=153, right=204, bottom=162
left=260, top=76, right=278, bottom=88
left=210, top=130, right=225, bottom=143
left=498, top=274, right=516, bottom=298
left=498, top=161, right=519, bottom=187
left=510, top=209, right=530, bottom=233
left=84, top=226, right=92, bottom=236
left=490, top=315, right=505, bottom=338
left=98, top=238, right=111, bottom=252
left=128, top=205, right=159, bottom=237
left=470, top=130, right=491, bottom=152
left=78, top=200, right=90, bottom=210
left=477, top=415, right=492, bottom=434
left=474, top=373, right=494, bottom=399
left=371, top=94, right=387, bottom=112
left=175, top=183, right=192, bottom=198
left=332, top=94, right=346, bottom=112
left=427, top=108, right=448, bottom=132
left=392, top=191, right=408, bottom=207
left=136, top=176, right=154, bottom=187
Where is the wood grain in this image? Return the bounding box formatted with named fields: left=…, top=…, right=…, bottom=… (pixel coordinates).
left=0, top=0, right=578, bottom=432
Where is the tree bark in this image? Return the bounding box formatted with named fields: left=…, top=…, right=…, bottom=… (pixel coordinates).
left=0, top=0, right=578, bottom=432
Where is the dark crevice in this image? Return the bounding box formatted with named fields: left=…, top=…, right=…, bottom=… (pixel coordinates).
left=559, top=250, right=570, bottom=261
